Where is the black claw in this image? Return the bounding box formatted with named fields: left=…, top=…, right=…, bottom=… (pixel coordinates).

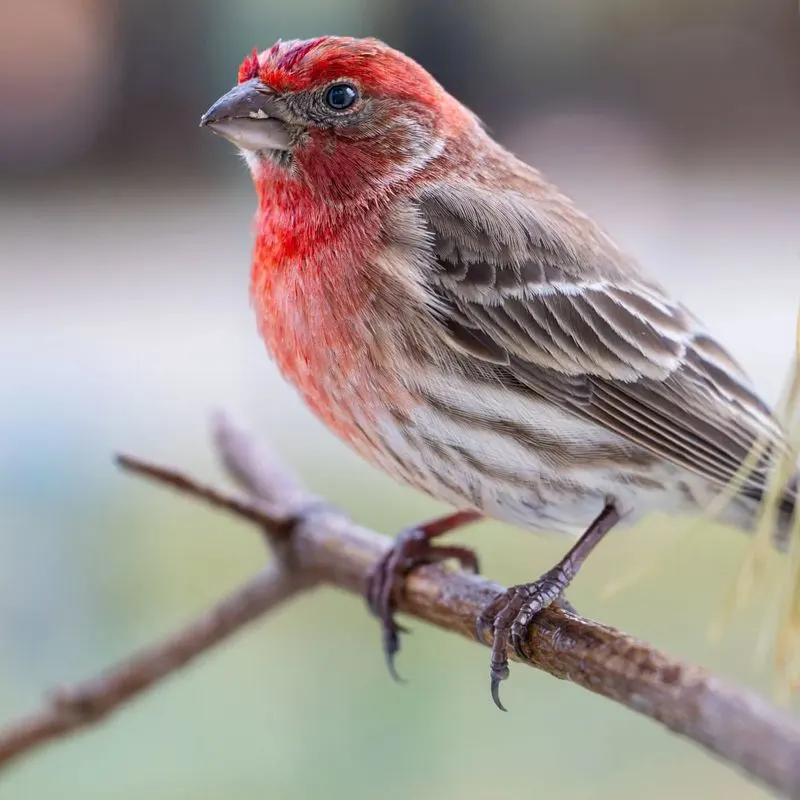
left=384, top=638, right=405, bottom=684
left=365, top=520, right=481, bottom=684
left=477, top=505, right=619, bottom=711
left=382, top=620, right=411, bottom=683
left=490, top=677, right=508, bottom=711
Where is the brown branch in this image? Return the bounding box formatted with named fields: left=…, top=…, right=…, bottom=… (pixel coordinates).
left=0, top=564, right=316, bottom=769
left=0, top=414, right=322, bottom=772
left=0, top=414, right=799, bottom=798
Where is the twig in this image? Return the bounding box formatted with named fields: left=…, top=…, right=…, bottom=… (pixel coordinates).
left=0, top=563, right=316, bottom=769
left=0, top=413, right=322, bottom=773
left=0, top=412, right=799, bottom=798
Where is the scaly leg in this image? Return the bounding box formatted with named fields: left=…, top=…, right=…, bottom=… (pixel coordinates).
left=476, top=503, right=620, bottom=710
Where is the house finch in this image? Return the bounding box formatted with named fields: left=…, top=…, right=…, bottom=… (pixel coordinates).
left=201, top=36, right=797, bottom=709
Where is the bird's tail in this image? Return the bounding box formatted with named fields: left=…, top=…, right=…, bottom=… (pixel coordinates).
left=735, top=472, right=798, bottom=552
left=774, top=478, right=798, bottom=550
left=703, top=441, right=796, bottom=550
left=712, top=315, right=800, bottom=689
left=730, top=455, right=800, bottom=691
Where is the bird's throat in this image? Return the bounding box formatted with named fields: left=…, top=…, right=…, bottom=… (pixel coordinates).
left=249, top=173, right=409, bottom=446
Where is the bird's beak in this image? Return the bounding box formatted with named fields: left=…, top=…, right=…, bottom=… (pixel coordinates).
left=200, top=78, right=292, bottom=152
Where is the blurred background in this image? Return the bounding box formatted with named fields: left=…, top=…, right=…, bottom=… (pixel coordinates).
left=2, top=1, right=800, bottom=798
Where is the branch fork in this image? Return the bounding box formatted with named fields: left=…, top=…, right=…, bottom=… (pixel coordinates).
left=0, top=412, right=798, bottom=798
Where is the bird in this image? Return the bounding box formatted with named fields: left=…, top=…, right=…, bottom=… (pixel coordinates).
left=200, top=35, right=797, bottom=709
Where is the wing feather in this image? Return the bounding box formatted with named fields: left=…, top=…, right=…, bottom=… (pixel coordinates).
left=413, top=180, right=784, bottom=494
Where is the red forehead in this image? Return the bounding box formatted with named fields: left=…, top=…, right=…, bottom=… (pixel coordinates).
left=237, top=37, right=438, bottom=105
left=270, top=37, right=331, bottom=73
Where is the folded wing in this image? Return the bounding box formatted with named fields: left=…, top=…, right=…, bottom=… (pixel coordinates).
left=415, top=180, right=785, bottom=496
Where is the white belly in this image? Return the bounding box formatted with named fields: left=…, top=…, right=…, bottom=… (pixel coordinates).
left=371, top=372, right=711, bottom=536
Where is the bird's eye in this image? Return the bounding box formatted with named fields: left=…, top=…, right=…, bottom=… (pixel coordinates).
left=324, top=83, right=358, bottom=110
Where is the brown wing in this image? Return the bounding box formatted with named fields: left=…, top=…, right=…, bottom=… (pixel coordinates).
left=415, top=180, right=785, bottom=494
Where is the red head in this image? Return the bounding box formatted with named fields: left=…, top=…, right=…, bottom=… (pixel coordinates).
left=199, top=38, right=489, bottom=446
left=200, top=37, right=477, bottom=202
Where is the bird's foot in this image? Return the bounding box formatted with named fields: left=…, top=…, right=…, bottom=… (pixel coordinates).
left=365, top=511, right=481, bottom=682
left=476, top=567, right=571, bottom=711
left=476, top=502, right=619, bottom=710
